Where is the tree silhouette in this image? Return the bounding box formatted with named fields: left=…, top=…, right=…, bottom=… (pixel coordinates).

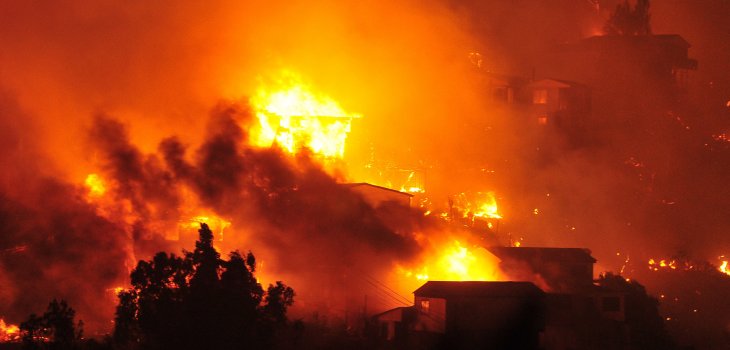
left=597, top=272, right=675, bottom=350
left=112, top=223, right=295, bottom=349
left=604, top=0, right=651, bottom=36
left=20, top=299, right=83, bottom=350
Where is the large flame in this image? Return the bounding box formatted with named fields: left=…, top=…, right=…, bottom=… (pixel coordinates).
left=0, top=319, right=19, bottom=343
left=453, top=191, right=503, bottom=220
left=249, top=70, right=359, bottom=159
left=397, top=239, right=503, bottom=283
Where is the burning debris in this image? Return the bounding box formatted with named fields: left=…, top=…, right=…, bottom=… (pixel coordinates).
left=0, top=319, right=19, bottom=343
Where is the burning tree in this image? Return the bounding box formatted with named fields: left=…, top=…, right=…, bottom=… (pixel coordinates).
left=112, top=223, right=294, bottom=349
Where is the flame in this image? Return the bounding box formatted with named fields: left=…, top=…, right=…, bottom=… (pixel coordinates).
left=719, top=256, right=730, bottom=276
left=0, top=319, right=20, bottom=343
left=648, top=258, right=679, bottom=271
left=454, top=191, right=502, bottom=220
left=250, top=70, right=359, bottom=158
left=398, top=240, right=502, bottom=283
left=177, top=214, right=232, bottom=242
left=84, top=173, right=106, bottom=198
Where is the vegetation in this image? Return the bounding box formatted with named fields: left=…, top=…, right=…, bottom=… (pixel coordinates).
left=112, top=223, right=294, bottom=349
left=18, top=223, right=295, bottom=350
left=597, top=272, right=675, bottom=350
left=604, top=0, right=652, bottom=36
left=19, top=299, right=83, bottom=350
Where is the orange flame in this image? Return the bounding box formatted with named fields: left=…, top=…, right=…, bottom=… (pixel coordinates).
left=453, top=191, right=502, bottom=220
left=0, top=319, right=20, bottom=343
left=84, top=173, right=106, bottom=198
left=250, top=70, right=359, bottom=158
left=719, top=256, right=730, bottom=276
left=397, top=239, right=502, bottom=282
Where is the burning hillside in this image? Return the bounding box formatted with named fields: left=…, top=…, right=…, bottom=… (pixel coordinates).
left=1, top=0, right=730, bottom=348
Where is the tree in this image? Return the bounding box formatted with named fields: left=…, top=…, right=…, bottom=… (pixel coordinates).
left=113, top=223, right=295, bottom=349
left=111, top=290, right=139, bottom=348
left=597, top=273, right=675, bottom=350
left=263, top=281, right=295, bottom=325
left=604, top=0, right=651, bottom=36
left=20, top=299, right=83, bottom=350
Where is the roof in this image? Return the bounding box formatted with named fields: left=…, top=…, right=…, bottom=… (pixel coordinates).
left=414, top=281, right=544, bottom=298
left=372, top=306, right=415, bottom=319
left=526, top=78, right=588, bottom=89
left=344, top=182, right=414, bottom=197
left=574, top=34, right=691, bottom=50
left=488, top=247, right=596, bottom=264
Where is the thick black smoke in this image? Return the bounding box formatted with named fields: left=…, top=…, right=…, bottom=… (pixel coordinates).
left=0, top=92, right=130, bottom=334
left=87, top=102, right=425, bottom=319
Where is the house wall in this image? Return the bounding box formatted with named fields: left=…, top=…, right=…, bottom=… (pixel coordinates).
left=413, top=296, right=446, bottom=333
left=446, top=296, right=544, bottom=332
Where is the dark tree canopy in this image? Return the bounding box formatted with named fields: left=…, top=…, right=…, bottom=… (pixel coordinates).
left=112, top=223, right=294, bottom=350
left=604, top=0, right=651, bottom=36
left=20, top=299, right=83, bottom=350
left=597, top=272, right=675, bottom=350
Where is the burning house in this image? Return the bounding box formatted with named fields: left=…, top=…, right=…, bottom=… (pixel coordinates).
left=375, top=247, right=638, bottom=350
left=345, top=182, right=413, bottom=208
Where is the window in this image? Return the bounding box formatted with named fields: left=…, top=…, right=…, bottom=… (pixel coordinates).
left=602, top=297, right=621, bottom=312
left=538, top=115, right=548, bottom=125
left=533, top=89, right=548, bottom=104
left=420, top=299, right=430, bottom=313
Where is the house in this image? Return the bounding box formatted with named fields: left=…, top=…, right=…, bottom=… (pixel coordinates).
left=479, top=72, right=529, bottom=105
left=487, top=247, right=629, bottom=350
left=487, top=247, right=596, bottom=293
left=374, top=281, right=546, bottom=350
left=523, top=79, right=590, bottom=130
left=345, top=182, right=413, bottom=208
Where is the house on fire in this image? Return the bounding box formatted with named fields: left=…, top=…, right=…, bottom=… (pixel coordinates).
left=345, top=182, right=413, bottom=208
left=375, top=247, right=631, bottom=350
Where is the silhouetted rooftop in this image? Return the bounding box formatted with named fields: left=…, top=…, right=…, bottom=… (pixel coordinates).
left=488, top=247, right=596, bottom=264
left=414, top=281, right=544, bottom=298
left=343, top=182, right=414, bottom=197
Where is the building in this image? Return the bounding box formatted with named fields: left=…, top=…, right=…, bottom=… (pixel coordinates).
left=488, top=247, right=629, bottom=350
left=375, top=281, right=546, bottom=350
left=488, top=247, right=596, bottom=293
left=345, top=182, right=413, bottom=208
left=524, top=79, right=591, bottom=131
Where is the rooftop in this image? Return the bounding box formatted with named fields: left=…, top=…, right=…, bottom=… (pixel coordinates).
left=414, top=281, right=544, bottom=298
left=488, top=247, right=597, bottom=264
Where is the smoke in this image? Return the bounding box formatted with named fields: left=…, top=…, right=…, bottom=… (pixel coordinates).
left=0, top=0, right=729, bottom=337
left=0, top=91, right=130, bottom=333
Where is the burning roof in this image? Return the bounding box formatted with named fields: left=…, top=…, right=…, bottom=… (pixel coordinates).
left=414, top=281, right=544, bottom=298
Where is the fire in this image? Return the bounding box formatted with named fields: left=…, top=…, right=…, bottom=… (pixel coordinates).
left=177, top=214, right=232, bottom=242
left=249, top=70, right=359, bottom=159
left=453, top=191, right=503, bottom=220
left=0, top=319, right=19, bottom=343
left=719, top=256, right=730, bottom=276
left=398, top=240, right=502, bottom=283
left=84, top=173, right=106, bottom=198
left=648, top=258, right=679, bottom=271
